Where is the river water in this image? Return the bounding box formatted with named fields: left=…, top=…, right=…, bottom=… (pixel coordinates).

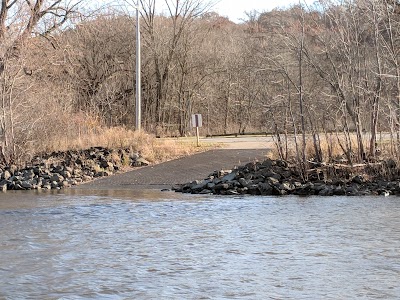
left=0, top=190, right=399, bottom=299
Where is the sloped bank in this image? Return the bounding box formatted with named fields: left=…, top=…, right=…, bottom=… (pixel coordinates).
left=0, top=147, right=149, bottom=191
left=173, top=158, right=400, bottom=196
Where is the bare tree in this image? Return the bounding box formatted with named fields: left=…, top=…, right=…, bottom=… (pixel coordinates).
left=0, top=0, right=82, bottom=163
left=139, top=0, right=210, bottom=129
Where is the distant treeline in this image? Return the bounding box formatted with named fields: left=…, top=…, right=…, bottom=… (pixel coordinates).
left=2, top=0, right=400, bottom=166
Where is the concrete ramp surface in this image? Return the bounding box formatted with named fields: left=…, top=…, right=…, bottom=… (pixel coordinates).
left=77, top=149, right=269, bottom=190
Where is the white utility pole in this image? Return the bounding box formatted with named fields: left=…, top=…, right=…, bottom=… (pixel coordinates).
left=135, top=0, right=141, bottom=131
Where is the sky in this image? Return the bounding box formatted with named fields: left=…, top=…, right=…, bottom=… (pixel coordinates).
left=99, top=0, right=316, bottom=23
left=212, top=0, right=314, bottom=22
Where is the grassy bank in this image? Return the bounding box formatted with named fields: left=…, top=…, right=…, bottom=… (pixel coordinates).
left=33, top=127, right=211, bottom=166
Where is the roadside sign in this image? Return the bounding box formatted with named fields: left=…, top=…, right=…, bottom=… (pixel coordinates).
left=191, top=114, right=202, bottom=147
left=191, top=114, right=202, bottom=128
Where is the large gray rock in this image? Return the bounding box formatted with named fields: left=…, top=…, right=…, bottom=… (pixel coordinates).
left=207, top=182, right=216, bottom=189
left=214, top=183, right=230, bottom=191
left=267, top=177, right=280, bottom=186
left=238, top=178, right=252, bottom=188
left=258, top=182, right=273, bottom=195
left=261, top=160, right=273, bottom=168
left=280, top=182, right=295, bottom=192
left=221, top=171, right=237, bottom=182
left=190, top=180, right=209, bottom=191
left=345, top=185, right=359, bottom=196
left=352, top=175, right=364, bottom=185
left=134, top=157, right=150, bottom=167
left=23, top=170, right=35, bottom=180
left=248, top=184, right=260, bottom=195
left=294, top=182, right=315, bottom=195
left=10, top=175, right=22, bottom=182
left=95, top=171, right=109, bottom=177
left=226, top=189, right=239, bottom=195
left=50, top=174, right=64, bottom=183
left=21, top=181, right=33, bottom=189
left=100, top=160, right=114, bottom=171
left=319, top=186, right=333, bottom=196
left=14, top=183, right=23, bottom=190
left=199, top=189, right=212, bottom=194
left=333, top=186, right=346, bottom=195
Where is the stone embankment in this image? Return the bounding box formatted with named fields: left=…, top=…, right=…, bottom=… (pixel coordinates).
left=0, top=147, right=149, bottom=191
left=174, top=158, right=400, bottom=196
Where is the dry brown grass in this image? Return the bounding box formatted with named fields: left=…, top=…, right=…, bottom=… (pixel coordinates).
left=271, top=133, right=371, bottom=162
left=36, top=125, right=209, bottom=164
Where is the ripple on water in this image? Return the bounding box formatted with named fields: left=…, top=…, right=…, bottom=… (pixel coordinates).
left=0, top=195, right=399, bottom=299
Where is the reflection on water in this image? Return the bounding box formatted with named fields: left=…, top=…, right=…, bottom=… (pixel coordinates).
left=0, top=191, right=400, bottom=299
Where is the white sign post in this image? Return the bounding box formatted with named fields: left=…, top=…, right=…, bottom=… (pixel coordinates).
left=191, top=114, right=202, bottom=147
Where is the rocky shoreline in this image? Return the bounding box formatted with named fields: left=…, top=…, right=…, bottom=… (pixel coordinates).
left=173, top=158, right=400, bottom=196
left=0, top=147, right=149, bottom=191
left=3, top=148, right=400, bottom=196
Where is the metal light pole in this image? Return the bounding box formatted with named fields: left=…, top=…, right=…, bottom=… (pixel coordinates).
left=135, top=0, right=141, bottom=131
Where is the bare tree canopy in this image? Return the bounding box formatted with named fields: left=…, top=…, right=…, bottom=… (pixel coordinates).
left=2, top=0, right=400, bottom=167
left=0, top=0, right=83, bottom=60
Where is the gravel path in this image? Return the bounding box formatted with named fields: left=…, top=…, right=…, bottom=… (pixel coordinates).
left=76, top=149, right=269, bottom=190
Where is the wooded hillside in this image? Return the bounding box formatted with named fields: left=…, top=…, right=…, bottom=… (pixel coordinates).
left=1, top=0, right=400, bottom=167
